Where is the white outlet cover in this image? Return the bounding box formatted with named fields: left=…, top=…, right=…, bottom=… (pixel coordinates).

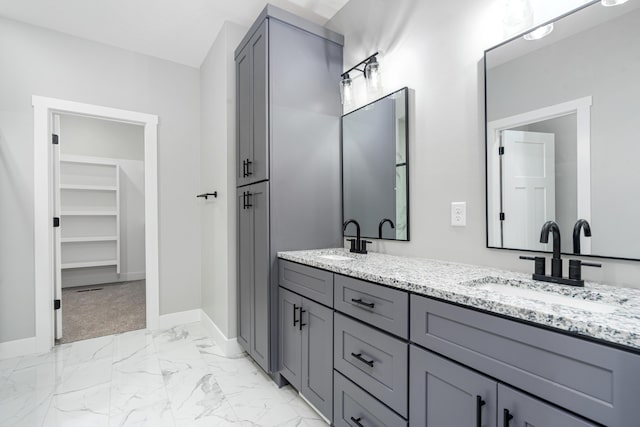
left=451, top=202, right=466, bottom=227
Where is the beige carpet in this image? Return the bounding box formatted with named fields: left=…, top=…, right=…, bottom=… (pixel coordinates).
left=59, top=280, right=146, bottom=344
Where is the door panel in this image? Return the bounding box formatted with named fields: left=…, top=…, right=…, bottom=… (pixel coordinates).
left=250, top=181, right=270, bottom=371
left=236, top=42, right=253, bottom=187
left=498, top=384, right=597, bottom=427
left=250, top=21, right=269, bottom=184
left=502, top=130, right=555, bottom=250
left=301, top=297, right=333, bottom=421
left=237, top=189, right=253, bottom=352
left=410, top=345, right=497, bottom=427
left=279, top=287, right=302, bottom=389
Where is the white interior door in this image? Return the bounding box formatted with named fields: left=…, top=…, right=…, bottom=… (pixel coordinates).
left=52, top=114, right=63, bottom=340
left=502, top=130, right=556, bottom=251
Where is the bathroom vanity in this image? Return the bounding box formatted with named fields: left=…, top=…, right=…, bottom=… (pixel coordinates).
left=277, top=249, right=640, bottom=426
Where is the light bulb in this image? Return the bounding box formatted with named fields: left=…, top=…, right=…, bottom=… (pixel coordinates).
left=364, top=57, right=382, bottom=95
left=601, top=0, right=629, bottom=6
left=523, top=23, right=554, bottom=40
left=340, top=74, right=353, bottom=105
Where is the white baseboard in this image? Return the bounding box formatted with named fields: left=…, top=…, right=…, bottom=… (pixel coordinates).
left=200, top=310, right=244, bottom=357
left=0, top=336, right=38, bottom=360
left=157, top=309, right=202, bottom=330
left=62, top=271, right=147, bottom=288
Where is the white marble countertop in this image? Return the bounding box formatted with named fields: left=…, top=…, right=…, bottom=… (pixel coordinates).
left=278, top=248, right=640, bottom=351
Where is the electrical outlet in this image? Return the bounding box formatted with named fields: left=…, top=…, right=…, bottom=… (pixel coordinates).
left=451, top=202, right=466, bottom=227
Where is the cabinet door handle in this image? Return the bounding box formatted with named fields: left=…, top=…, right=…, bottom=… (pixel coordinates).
left=242, top=191, right=246, bottom=209
left=476, top=396, right=486, bottom=427
left=242, top=159, right=247, bottom=177
left=293, top=304, right=299, bottom=326
left=245, top=192, right=252, bottom=209
left=351, top=298, right=375, bottom=309
left=350, top=416, right=364, bottom=427
left=245, top=158, right=253, bottom=176
left=299, top=309, right=307, bottom=330
left=503, top=409, right=513, bottom=426
left=351, top=352, right=374, bottom=367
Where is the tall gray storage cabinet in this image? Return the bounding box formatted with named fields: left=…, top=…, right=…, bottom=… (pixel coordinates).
left=235, top=5, right=344, bottom=374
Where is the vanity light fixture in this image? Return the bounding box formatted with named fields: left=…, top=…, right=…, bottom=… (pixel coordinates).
left=523, top=23, right=554, bottom=40
left=601, top=0, right=629, bottom=6
left=340, top=52, right=382, bottom=104
left=340, top=73, right=353, bottom=105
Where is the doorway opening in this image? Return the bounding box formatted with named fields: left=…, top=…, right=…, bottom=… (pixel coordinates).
left=33, top=96, right=159, bottom=353
left=53, top=113, right=146, bottom=343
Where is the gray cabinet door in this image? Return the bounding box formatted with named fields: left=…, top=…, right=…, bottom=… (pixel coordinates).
left=236, top=20, right=269, bottom=187
left=237, top=188, right=253, bottom=353
left=498, top=384, right=598, bottom=427
left=410, top=345, right=497, bottom=427
left=236, top=37, right=252, bottom=187
left=249, top=181, right=270, bottom=371
left=279, top=287, right=302, bottom=389
left=301, top=297, right=334, bottom=422
left=250, top=21, right=268, bottom=184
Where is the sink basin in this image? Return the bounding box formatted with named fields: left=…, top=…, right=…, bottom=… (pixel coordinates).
left=318, top=254, right=354, bottom=261
left=478, top=283, right=618, bottom=314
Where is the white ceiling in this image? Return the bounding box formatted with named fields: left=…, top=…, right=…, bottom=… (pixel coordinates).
left=0, top=0, right=349, bottom=68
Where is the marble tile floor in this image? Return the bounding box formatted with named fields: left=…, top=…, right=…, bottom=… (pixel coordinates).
left=0, top=323, right=328, bottom=427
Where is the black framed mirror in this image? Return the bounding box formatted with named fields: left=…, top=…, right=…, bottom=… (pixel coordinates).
left=485, top=0, right=640, bottom=260
left=342, top=87, right=409, bottom=241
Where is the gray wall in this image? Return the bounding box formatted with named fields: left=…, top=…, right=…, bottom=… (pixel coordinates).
left=0, top=17, right=201, bottom=343
left=487, top=9, right=640, bottom=258
left=200, top=22, right=246, bottom=338
left=59, top=114, right=144, bottom=161
left=327, top=0, right=640, bottom=288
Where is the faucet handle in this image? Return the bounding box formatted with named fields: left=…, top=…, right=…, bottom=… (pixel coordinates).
left=360, top=240, right=372, bottom=254
left=569, top=259, right=602, bottom=281
left=519, top=256, right=546, bottom=276
left=346, top=239, right=358, bottom=253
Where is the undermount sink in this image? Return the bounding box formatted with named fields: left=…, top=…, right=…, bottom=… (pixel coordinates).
left=478, top=283, right=618, bottom=314
left=317, top=254, right=354, bottom=261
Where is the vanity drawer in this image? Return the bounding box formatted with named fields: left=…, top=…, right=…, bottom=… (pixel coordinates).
left=334, top=370, right=407, bottom=427
left=410, top=294, right=640, bottom=427
left=279, top=260, right=333, bottom=307
left=334, top=313, right=408, bottom=417
left=334, top=274, right=409, bottom=339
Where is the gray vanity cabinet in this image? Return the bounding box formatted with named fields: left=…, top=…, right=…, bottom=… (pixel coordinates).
left=279, top=287, right=302, bottom=389
left=235, top=5, right=343, bottom=376
left=278, top=286, right=334, bottom=421
left=410, top=345, right=497, bottom=427
left=237, top=181, right=270, bottom=369
left=498, top=385, right=597, bottom=427
left=236, top=21, right=268, bottom=187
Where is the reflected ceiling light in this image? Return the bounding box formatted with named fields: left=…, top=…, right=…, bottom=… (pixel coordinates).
left=523, top=23, right=554, bottom=40
left=340, top=73, right=353, bottom=106
left=340, top=52, right=382, bottom=104
left=601, top=0, right=629, bottom=6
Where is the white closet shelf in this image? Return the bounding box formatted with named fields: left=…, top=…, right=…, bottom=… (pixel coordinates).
left=61, top=260, right=118, bottom=269
left=61, top=211, right=118, bottom=216
left=61, top=236, right=118, bottom=243
left=60, top=184, right=117, bottom=191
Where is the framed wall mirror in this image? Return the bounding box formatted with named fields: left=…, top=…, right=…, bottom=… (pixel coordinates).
left=342, top=87, right=409, bottom=241
left=485, top=0, right=640, bottom=260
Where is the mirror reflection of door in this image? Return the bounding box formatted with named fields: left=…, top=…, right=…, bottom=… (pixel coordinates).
left=501, top=130, right=555, bottom=251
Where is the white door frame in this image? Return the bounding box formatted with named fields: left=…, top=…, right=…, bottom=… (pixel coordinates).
left=32, top=95, right=160, bottom=354
left=487, top=96, right=592, bottom=252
